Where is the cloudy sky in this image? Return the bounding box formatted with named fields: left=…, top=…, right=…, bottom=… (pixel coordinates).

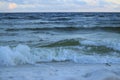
left=0, top=0, right=120, bottom=12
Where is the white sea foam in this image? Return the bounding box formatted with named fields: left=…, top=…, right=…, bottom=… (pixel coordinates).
left=0, top=44, right=120, bottom=66
left=0, top=44, right=35, bottom=66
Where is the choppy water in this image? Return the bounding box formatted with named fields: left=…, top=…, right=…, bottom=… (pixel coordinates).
left=0, top=12, right=120, bottom=66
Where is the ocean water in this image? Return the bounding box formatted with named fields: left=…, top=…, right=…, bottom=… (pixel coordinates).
left=0, top=12, right=120, bottom=66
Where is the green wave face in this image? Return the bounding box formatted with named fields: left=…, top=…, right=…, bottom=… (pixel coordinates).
left=39, top=38, right=120, bottom=56
left=42, top=39, right=80, bottom=47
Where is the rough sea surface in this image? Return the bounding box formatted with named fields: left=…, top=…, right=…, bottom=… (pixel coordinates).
left=0, top=12, right=120, bottom=66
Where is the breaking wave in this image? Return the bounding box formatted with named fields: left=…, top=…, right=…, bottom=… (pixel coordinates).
left=0, top=42, right=120, bottom=66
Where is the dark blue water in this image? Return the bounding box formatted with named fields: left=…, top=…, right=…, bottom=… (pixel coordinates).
left=0, top=12, right=120, bottom=27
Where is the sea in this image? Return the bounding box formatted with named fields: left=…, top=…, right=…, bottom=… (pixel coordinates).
left=0, top=12, right=120, bottom=66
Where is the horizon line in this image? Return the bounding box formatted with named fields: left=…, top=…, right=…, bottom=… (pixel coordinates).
left=0, top=11, right=120, bottom=13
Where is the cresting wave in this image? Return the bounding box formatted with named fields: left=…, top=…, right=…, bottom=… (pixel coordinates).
left=0, top=42, right=120, bottom=66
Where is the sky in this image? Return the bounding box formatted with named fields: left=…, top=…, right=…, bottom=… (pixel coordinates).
left=0, top=0, right=120, bottom=12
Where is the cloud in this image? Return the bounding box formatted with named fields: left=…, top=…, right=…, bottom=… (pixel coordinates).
left=105, top=0, right=120, bottom=4
left=0, top=0, right=120, bottom=12
left=83, top=0, right=99, bottom=6
left=0, top=1, right=9, bottom=11
left=8, top=3, right=17, bottom=9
